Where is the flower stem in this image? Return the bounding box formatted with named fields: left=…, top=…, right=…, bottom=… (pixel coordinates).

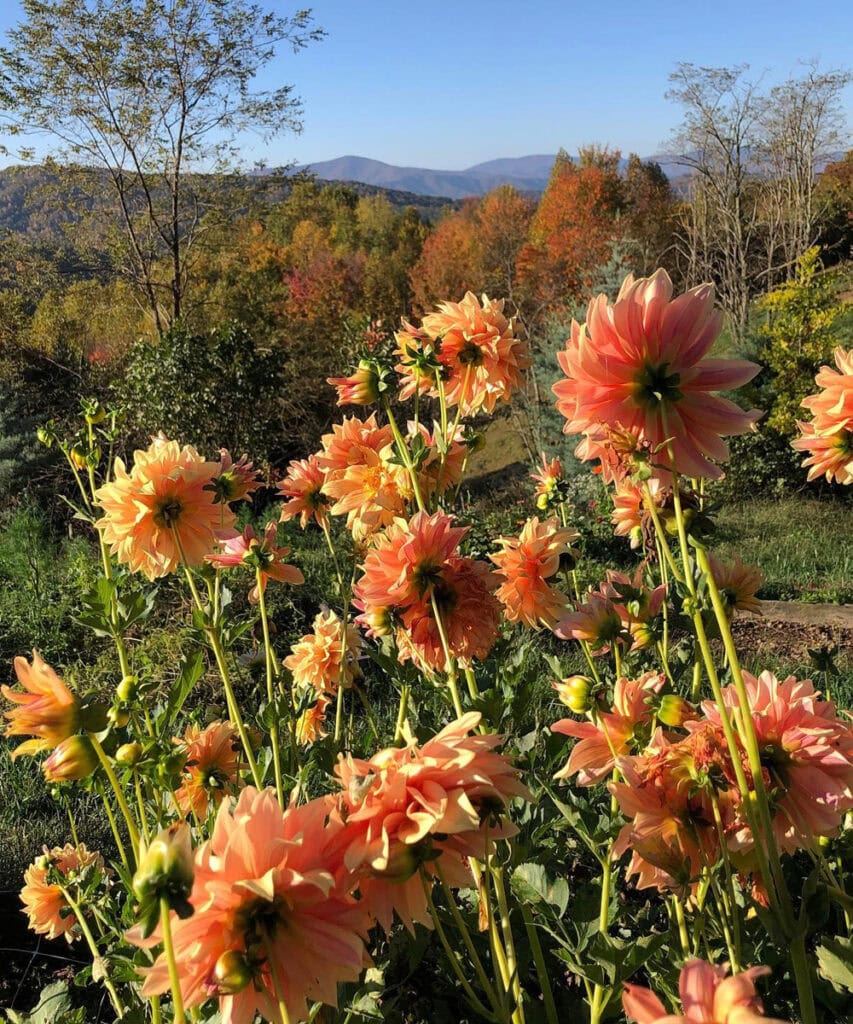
left=421, top=870, right=499, bottom=1021
left=160, top=897, right=185, bottom=1024
left=383, top=396, right=426, bottom=512
left=257, top=571, right=285, bottom=807
left=520, top=903, right=558, bottom=1024
left=89, top=732, right=140, bottom=860
left=430, top=589, right=464, bottom=717
left=60, top=885, right=126, bottom=1018
left=393, top=683, right=410, bottom=743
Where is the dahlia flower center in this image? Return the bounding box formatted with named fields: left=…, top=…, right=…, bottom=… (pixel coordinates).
left=414, top=562, right=444, bottom=594
left=759, top=742, right=792, bottom=788
left=633, top=363, right=682, bottom=408
left=457, top=339, right=484, bottom=366
left=832, top=430, right=853, bottom=457
left=153, top=495, right=185, bottom=528
left=237, top=894, right=288, bottom=948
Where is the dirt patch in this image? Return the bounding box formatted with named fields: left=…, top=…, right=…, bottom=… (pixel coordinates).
left=732, top=610, right=853, bottom=662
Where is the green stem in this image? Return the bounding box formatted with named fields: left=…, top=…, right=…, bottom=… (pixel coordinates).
left=492, top=865, right=525, bottom=1024
left=520, top=903, right=558, bottom=1024
left=257, top=571, right=285, bottom=807
left=89, top=733, right=140, bottom=859
left=435, top=862, right=504, bottom=1017
left=60, top=886, right=126, bottom=1018
left=393, top=683, right=410, bottom=743
left=97, top=781, right=130, bottom=874
left=421, top=871, right=498, bottom=1021
left=160, top=897, right=186, bottom=1024
left=671, top=895, right=691, bottom=958
left=383, top=396, right=426, bottom=512
left=430, top=589, right=464, bottom=717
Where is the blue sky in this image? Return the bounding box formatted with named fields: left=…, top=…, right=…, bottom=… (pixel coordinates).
left=1, top=0, right=852, bottom=169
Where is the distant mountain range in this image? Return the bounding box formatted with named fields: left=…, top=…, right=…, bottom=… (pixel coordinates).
left=292, top=153, right=693, bottom=199
left=287, top=150, right=847, bottom=200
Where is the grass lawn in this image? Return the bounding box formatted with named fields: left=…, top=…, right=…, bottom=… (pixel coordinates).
left=715, top=495, right=853, bottom=603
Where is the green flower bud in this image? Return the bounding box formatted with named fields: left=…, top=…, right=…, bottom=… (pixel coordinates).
left=132, top=823, right=194, bottom=906
left=115, top=742, right=143, bottom=767
left=211, top=950, right=253, bottom=995
left=553, top=675, right=593, bottom=714
left=657, top=694, right=695, bottom=728
left=117, top=675, right=138, bottom=701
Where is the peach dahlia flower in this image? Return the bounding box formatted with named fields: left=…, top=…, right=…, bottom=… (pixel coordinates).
left=552, top=671, right=666, bottom=785
left=490, top=516, right=578, bottom=629
left=277, top=454, right=330, bottom=528
left=623, top=959, right=788, bottom=1024
left=707, top=553, right=763, bottom=616
left=697, top=671, right=853, bottom=853
left=2, top=651, right=80, bottom=758
left=800, top=346, right=853, bottom=434
left=21, top=844, right=104, bottom=943
left=284, top=610, right=362, bottom=695
left=421, top=292, right=531, bottom=415
left=553, top=270, right=760, bottom=480
left=793, top=348, right=853, bottom=485
left=130, top=788, right=369, bottom=1024
left=206, top=522, right=303, bottom=604
left=95, top=435, right=234, bottom=579
left=174, top=721, right=245, bottom=818
left=331, top=712, right=529, bottom=931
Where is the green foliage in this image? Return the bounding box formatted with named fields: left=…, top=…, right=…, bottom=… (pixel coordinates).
left=0, top=379, right=53, bottom=501
left=755, top=247, right=848, bottom=434
left=117, top=321, right=287, bottom=464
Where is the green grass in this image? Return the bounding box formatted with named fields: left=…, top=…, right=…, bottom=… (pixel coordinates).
left=715, top=496, right=853, bottom=603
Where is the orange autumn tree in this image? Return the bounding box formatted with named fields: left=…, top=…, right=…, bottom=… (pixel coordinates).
left=409, top=186, right=534, bottom=312
left=517, top=147, right=623, bottom=315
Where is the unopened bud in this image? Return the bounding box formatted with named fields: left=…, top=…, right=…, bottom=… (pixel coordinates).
left=553, top=675, right=592, bottom=714
left=657, top=694, right=695, bottom=728
left=117, top=675, right=138, bottom=701
left=210, top=950, right=253, bottom=995
left=43, top=735, right=97, bottom=782
left=132, top=823, right=194, bottom=905
left=108, top=706, right=130, bottom=728
left=69, top=446, right=88, bottom=470
left=115, top=742, right=143, bottom=767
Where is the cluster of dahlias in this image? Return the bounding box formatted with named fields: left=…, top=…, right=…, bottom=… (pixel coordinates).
left=553, top=669, right=853, bottom=895
left=556, top=568, right=667, bottom=655
left=793, top=346, right=853, bottom=484
left=125, top=714, right=525, bottom=1024
left=354, top=510, right=501, bottom=673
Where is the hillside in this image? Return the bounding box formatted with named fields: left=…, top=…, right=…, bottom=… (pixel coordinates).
left=0, top=165, right=458, bottom=245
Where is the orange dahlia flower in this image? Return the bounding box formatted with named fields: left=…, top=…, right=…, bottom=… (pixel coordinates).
left=490, top=516, right=578, bottom=629
left=354, top=510, right=468, bottom=613
left=552, top=671, right=667, bottom=785
left=530, top=452, right=564, bottom=510
left=554, top=590, right=627, bottom=655
left=316, top=413, right=393, bottom=476
left=174, top=721, right=244, bottom=818
left=696, top=671, right=853, bottom=853
left=21, top=844, right=105, bottom=942
left=624, top=959, right=788, bottom=1024
left=2, top=651, right=80, bottom=758
left=707, top=553, right=763, bottom=616
left=95, top=435, right=234, bottom=579
left=422, top=292, right=531, bottom=415
left=792, top=421, right=853, bottom=484
left=394, top=318, right=437, bottom=401
left=612, top=477, right=662, bottom=549
left=212, top=450, right=261, bottom=504
left=800, top=346, right=853, bottom=434
left=206, top=522, right=304, bottom=603
left=553, top=270, right=761, bottom=480
left=42, top=734, right=97, bottom=782
left=277, top=454, right=330, bottom=528
left=411, top=422, right=466, bottom=501
left=129, top=788, right=369, bottom=1024
left=330, top=712, right=530, bottom=931
left=396, top=556, right=500, bottom=672
left=283, top=610, right=361, bottom=695
left=610, top=729, right=734, bottom=893
left=295, top=693, right=332, bottom=746
left=322, top=444, right=408, bottom=540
